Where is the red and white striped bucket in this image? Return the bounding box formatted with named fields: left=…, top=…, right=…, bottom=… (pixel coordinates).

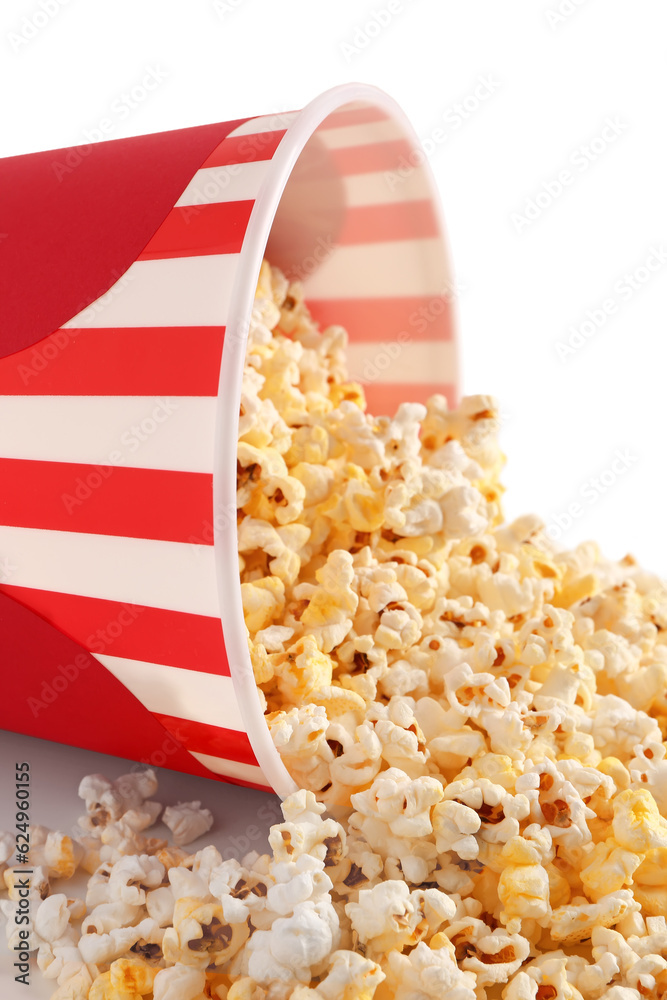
left=0, top=84, right=458, bottom=798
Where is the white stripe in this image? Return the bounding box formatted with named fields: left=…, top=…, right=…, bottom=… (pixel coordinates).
left=0, top=526, right=219, bottom=616
left=0, top=396, right=215, bottom=473
left=95, top=655, right=242, bottom=731
left=343, top=171, right=432, bottom=207
left=190, top=752, right=267, bottom=786
left=346, top=339, right=456, bottom=385
left=316, top=119, right=403, bottom=148
left=303, top=239, right=449, bottom=298
left=62, top=255, right=239, bottom=328
left=175, top=160, right=270, bottom=206
left=230, top=113, right=298, bottom=136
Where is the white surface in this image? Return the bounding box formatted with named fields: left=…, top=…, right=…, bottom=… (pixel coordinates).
left=0, top=730, right=281, bottom=1000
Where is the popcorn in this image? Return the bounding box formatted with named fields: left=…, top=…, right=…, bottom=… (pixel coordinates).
left=14, top=260, right=667, bottom=999
left=296, top=949, right=385, bottom=1000
left=0, top=830, right=13, bottom=879
left=459, top=928, right=531, bottom=986
left=579, top=838, right=643, bottom=900
left=4, top=863, right=49, bottom=901
left=78, top=917, right=162, bottom=965
left=383, top=940, right=478, bottom=1000
left=29, top=829, right=84, bottom=879
left=81, top=900, right=145, bottom=935
left=244, top=899, right=340, bottom=991
left=162, top=897, right=249, bottom=969
left=104, top=854, right=166, bottom=905
left=50, top=968, right=95, bottom=1000
left=162, top=802, right=214, bottom=847
left=432, top=799, right=481, bottom=859
left=497, top=856, right=550, bottom=926
left=77, top=770, right=160, bottom=835
left=236, top=261, right=667, bottom=993
left=33, top=893, right=74, bottom=943
left=241, top=576, right=286, bottom=633
left=152, top=964, right=207, bottom=1000
left=550, top=890, right=640, bottom=944
left=273, top=634, right=334, bottom=703
left=298, top=550, right=359, bottom=652
left=611, top=788, right=667, bottom=853
left=346, top=879, right=455, bottom=958
left=37, top=940, right=90, bottom=987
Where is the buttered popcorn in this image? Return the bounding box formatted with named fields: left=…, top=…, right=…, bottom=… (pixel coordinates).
left=4, top=261, right=667, bottom=1000
left=237, top=261, right=667, bottom=995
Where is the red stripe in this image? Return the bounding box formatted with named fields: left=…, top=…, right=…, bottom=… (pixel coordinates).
left=0, top=459, right=214, bottom=543
left=152, top=714, right=259, bottom=767
left=322, top=106, right=390, bottom=128
left=201, top=130, right=287, bottom=168
left=363, top=381, right=458, bottom=416
left=0, top=588, right=233, bottom=786
left=138, top=201, right=254, bottom=260
left=338, top=201, right=439, bottom=245
left=329, top=139, right=414, bottom=176
left=0, top=585, right=230, bottom=675
left=0, top=326, right=225, bottom=396
left=307, top=296, right=455, bottom=344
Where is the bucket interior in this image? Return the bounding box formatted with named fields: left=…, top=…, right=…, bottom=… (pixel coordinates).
left=263, top=98, right=457, bottom=417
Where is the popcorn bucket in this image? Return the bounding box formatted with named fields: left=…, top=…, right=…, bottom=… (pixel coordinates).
left=0, top=83, right=458, bottom=798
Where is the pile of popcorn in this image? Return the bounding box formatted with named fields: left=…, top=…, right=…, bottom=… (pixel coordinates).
left=3, top=259, right=667, bottom=999
left=238, top=262, right=667, bottom=996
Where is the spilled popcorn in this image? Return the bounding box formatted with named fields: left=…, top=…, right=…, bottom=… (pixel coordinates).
left=239, top=262, right=667, bottom=995
left=3, top=260, right=667, bottom=999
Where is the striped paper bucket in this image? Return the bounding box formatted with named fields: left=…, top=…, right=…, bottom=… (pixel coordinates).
left=0, top=83, right=458, bottom=798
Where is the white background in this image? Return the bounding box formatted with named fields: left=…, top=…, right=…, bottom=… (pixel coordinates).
left=0, top=2, right=666, bottom=995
